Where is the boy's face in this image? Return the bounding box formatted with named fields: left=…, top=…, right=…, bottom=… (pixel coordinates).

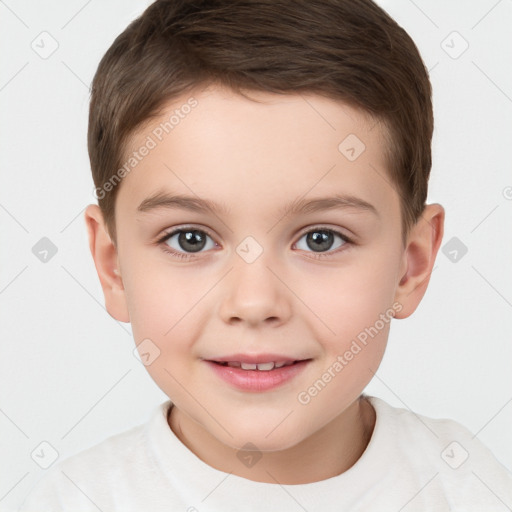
left=87, top=84, right=443, bottom=453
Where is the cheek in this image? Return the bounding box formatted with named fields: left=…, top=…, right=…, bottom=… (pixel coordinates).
left=121, top=253, right=204, bottom=349
left=122, top=259, right=209, bottom=398
left=295, top=252, right=399, bottom=343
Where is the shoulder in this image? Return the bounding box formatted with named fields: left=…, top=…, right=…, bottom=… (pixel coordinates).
left=366, top=395, right=512, bottom=507
left=19, top=402, right=171, bottom=512
left=368, top=395, right=501, bottom=459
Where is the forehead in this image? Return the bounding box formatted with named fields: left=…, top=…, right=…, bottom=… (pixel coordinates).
left=117, top=85, right=399, bottom=223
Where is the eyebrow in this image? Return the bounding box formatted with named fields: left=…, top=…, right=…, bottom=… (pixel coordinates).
left=136, top=191, right=379, bottom=218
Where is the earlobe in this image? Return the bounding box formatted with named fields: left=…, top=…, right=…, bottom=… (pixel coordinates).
left=393, top=203, right=445, bottom=319
left=84, top=204, right=130, bottom=323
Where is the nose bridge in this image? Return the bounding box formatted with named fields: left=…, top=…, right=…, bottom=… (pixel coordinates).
left=218, top=238, right=292, bottom=326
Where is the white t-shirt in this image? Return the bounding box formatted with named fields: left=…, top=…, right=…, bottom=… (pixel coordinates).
left=19, top=396, right=512, bottom=512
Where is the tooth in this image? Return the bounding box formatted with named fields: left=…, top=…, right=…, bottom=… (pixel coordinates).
left=256, top=362, right=275, bottom=371
left=227, top=361, right=241, bottom=368
left=241, top=362, right=257, bottom=370
left=274, top=362, right=286, bottom=368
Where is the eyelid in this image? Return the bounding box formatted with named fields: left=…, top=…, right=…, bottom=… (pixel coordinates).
left=156, top=224, right=353, bottom=246
left=156, top=224, right=354, bottom=262
left=155, top=224, right=218, bottom=245
left=293, top=226, right=353, bottom=258
left=296, top=224, right=353, bottom=241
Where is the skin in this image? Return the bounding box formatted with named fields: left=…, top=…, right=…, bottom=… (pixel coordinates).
left=85, top=84, right=444, bottom=484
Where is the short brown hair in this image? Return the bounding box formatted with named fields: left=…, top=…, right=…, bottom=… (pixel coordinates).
left=88, top=0, right=433, bottom=246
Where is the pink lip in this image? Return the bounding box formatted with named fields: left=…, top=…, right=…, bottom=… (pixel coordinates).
left=205, top=359, right=311, bottom=392
left=207, top=353, right=303, bottom=364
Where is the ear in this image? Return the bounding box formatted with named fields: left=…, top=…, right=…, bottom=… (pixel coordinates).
left=84, top=204, right=130, bottom=323
left=393, top=203, right=445, bottom=319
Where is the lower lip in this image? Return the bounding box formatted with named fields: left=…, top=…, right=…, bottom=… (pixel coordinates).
left=205, top=360, right=310, bottom=392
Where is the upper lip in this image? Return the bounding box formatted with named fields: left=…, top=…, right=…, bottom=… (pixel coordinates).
left=205, top=353, right=310, bottom=364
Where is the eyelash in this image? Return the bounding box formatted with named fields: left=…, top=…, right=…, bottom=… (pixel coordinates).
left=156, top=226, right=353, bottom=261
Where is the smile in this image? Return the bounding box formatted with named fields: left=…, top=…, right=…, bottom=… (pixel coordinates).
left=205, top=358, right=312, bottom=392
left=214, top=361, right=296, bottom=371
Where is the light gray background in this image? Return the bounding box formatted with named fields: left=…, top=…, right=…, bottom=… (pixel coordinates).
left=1, top=1, right=511, bottom=510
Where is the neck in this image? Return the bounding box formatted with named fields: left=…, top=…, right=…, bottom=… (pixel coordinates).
left=168, top=396, right=376, bottom=484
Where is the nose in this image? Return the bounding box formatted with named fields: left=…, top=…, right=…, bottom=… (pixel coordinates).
left=218, top=253, right=293, bottom=328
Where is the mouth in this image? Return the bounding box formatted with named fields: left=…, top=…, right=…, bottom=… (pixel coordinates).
left=210, top=360, right=305, bottom=371
left=204, top=355, right=312, bottom=392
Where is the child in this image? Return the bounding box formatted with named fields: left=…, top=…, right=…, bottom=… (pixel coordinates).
left=20, top=0, right=512, bottom=510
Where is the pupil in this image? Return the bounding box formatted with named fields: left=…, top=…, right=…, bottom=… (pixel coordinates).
left=307, top=231, right=333, bottom=252
left=179, top=230, right=206, bottom=252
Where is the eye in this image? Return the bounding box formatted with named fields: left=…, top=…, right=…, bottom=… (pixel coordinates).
left=156, top=226, right=352, bottom=261
left=294, top=228, right=351, bottom=257
left=157, top=227, right=216, bottom=259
